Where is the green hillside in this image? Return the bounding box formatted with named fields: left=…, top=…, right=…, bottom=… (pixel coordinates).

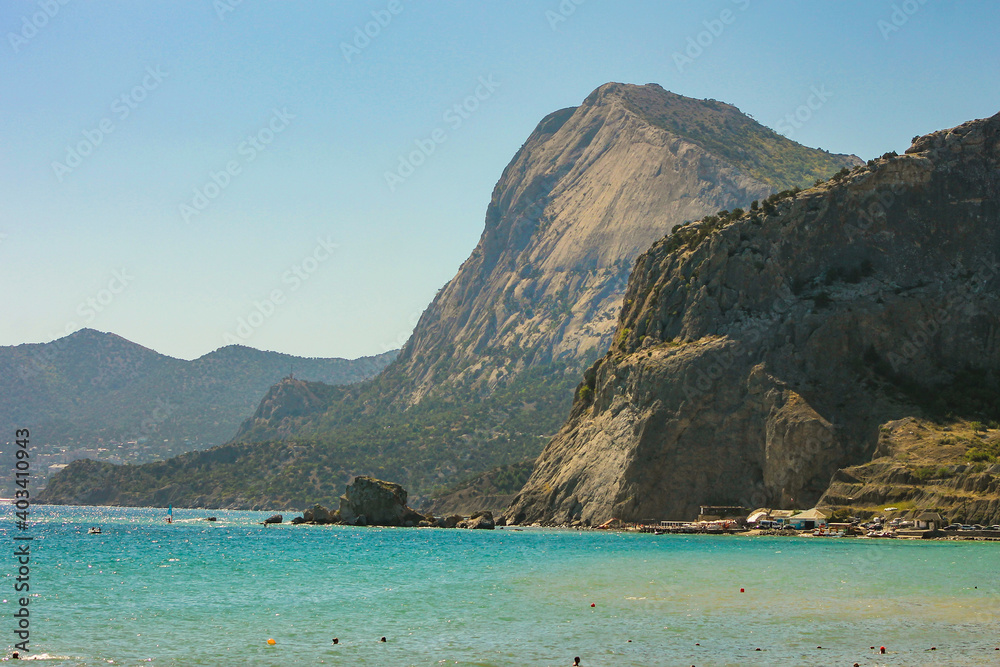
left=2, top=329, right=396, bottom=484
left=39, top=363, right=576, bottom=509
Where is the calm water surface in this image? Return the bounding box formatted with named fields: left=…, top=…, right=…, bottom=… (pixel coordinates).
left=1, top=505, right=998, bottom=666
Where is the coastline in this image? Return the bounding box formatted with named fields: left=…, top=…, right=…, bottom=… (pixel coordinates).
left=12, top=504, right=1000, bottom=666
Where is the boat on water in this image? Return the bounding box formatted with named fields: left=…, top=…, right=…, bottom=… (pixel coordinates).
left=809, top=528, right=847, bottom=537
left=87, top=527, right=101, bottom=534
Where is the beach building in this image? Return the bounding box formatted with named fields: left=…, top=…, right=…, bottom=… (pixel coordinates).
left=914, top=511, right=944, bottom=531
left=698, top=505, right=748, bottom=521
left=786, top=508, right=830, bottom=530
left=767, top=509, right=798, bottom=527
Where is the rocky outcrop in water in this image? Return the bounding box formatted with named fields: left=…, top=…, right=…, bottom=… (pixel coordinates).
left=292, top=478, right=504, bottom=529
left=338, top=476, right=426, bottom=527
left=302, top=504, right=335, bottom=524
left=457, top=511, right=496, bottom=530
left=507, top=110, right=1000, bottom=526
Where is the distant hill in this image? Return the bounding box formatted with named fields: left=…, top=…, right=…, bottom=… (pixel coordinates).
left=40, top=83, right=859, bottom=509
left=0, top=329, right=396, bottom=482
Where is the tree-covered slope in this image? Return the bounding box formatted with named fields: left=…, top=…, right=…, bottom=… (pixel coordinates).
left=2, top=329, right=396, bottom=473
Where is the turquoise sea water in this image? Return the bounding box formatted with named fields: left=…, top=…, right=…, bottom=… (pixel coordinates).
left=2, top=506, right=999, bottom=666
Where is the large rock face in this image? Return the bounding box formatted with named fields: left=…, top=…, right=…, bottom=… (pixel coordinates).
left=235, top=83, right=856, bottom=423
left=506, top=111, right=1000, bottom=525
left=40, top=83, right=858, bottom=509
left=378, top=83, right=857, bottom=405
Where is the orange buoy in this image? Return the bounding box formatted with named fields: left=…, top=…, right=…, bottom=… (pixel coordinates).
left=267, top=638, right=276, bottom=645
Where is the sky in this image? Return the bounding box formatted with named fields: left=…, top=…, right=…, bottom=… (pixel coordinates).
left=2, top=1, right=999, bottom=361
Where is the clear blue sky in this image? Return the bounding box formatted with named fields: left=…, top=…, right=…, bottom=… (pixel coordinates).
left=2, top=1, right=998, bottom=360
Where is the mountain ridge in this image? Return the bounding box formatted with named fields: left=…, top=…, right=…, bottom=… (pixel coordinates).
left=2, top=329, right=396, bottom=483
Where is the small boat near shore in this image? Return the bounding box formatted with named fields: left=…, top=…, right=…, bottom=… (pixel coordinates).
left=87, top=527, right=101, bottom=535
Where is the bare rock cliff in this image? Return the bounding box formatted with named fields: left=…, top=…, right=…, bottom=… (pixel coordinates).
left=507, top=111, right=1000, bottom=525
left=365, top=82, right=859, bottom=405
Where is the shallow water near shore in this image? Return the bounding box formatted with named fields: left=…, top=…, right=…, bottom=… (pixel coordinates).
left=2, top=505, right=999, bottom=666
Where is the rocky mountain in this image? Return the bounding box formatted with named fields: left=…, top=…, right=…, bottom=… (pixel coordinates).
left=2, top=329, right=395, bottom=477
left=39, top=83, right=858, bottom=509
left=371, top=83, right=858, bottom=405
left=506, top=111, right=1000, bottom=526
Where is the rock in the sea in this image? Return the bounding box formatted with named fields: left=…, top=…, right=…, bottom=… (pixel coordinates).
left=263, top=514, right=283, bottom=524
left=354, top=514, right=367, bottom=526
left=458, top=511, right=496, bottom=530
left=309, top=504, right=333, bottom=524
left=444, top=514, right=462, bottom=528
left=339, top=476, right=410, bottom=526
left=291, top=516, right=305, bottom=525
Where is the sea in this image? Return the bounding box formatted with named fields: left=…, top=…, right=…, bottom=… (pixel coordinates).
left=1, top=505, right=998, bottom=666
